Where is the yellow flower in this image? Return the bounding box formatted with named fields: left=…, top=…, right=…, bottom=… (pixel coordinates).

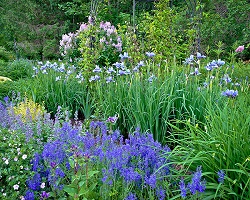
left=12, top=98, right=45, bottom=122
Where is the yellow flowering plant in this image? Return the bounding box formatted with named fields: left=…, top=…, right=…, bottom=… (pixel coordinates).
left=13, top=98, right=45, bottom=122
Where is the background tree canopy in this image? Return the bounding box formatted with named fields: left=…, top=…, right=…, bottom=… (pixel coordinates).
left=0, top=0, right=249, bottom=60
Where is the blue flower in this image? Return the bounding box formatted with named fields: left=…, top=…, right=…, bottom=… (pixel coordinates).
left=41, top=191, right=50, bottom=199
left=222, top=74, right=232, bottom=83
left=217, top=59, right=225, bottom=66
left=156, top=187, right=165, bottom=200
left=217, top=170, right=225, bottom=183
left=190, top=68, right=201, bottom=76
left=119, top=52, right=130, bottom=61
left=27, top=173, right=41, bottom=191
left=106, top=76, right=114, bottom=83
left=183, top=55, right=194, bottom=65
left=55, top=167, right=65, bottom=178
left=187, top=166, right=206, bottom=195
left=125, top=192, right=137, bottom=200
left=145, top=174, right=157, bottom=188
left=179, top=178, right=187, bottom=198
left=221, top=89, right=238, bottom=98
left=89, top=75, right=100, bottom=82
left=24, top=190, right=35, bottom=200
left=107, top=67, right=116, bottom=74
left=196, top=52, right=206, bottom=59
left=146, top=52, right=155, bottom=58
left=93, top=65, right=102, bottom=73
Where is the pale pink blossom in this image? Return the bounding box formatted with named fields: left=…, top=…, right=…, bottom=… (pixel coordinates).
left=13, top=184, right=19, bottom=190
left=235, top=45, right=244, bottom=52
left=40, top=182, right=46, bottom=189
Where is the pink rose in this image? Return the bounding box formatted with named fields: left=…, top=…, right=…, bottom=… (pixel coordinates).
left=235, top=45, right=244, bottom=52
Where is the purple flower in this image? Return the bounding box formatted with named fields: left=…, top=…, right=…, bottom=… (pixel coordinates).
left=41, top=191, right=50, bottom=199
left=27, top=173, right=41, bottom=191
left=55, top=167, right=65, bottom=178
left=146, top=52, right=155, bottom=58
left=217, top=170, right=225, bottom=183
left=190, top=68, right=201, bottom=76
left=156, top=187, right=166, bottom=200
left=113, top=62, right=122, bottom=69
left=179, top=178, right=187, bottom=198
left=119, top=52, right=130, bottom=61
left=137, top=60, right=145, bottom=67
left=187, top=166, right=206, bottom=195
left=107, top=115, right=118, bottom=123
left=93, top=65, right=102, bottom=73
left=145, top=174, right=157, bottom=188
left=222, top=74, right=232, bottom=83
left=217, top=59, right=225, bottom=66
left=106, top=76, right=114, bottom=83
left=183, top=55, right=194, bottom=65
left=118, top=69, right=126, bottom=76
left=24, top=190, right=35, bottom=200
left=107, top=67, right=116, bottom=74
left=125, top=192, right=137, bottom=200
left=89, top=75, right=100, bottom=82
left=197, top=52, right=206, bottom=59
left=221, top=89, right=238, bottom=98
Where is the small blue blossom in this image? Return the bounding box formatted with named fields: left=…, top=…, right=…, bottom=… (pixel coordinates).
left=137, top=60, right=145, bottom=67
left=106, top=76, right=114, bottom=83
left=26, top=173, right=41, bottom=191
left=118, top=69, right=126, bottom=76
left=89, top=75, right=100, bottom=82
left=179, top=178, right=187, bottom=198
left=41, top=191, right=50, bottom=199
left=24, top=190, right=35, bottom=200
left=222, top=74, right=232, bottom=83
left=217, top=59, right=225, bottom=66
left=125, top=192, right=137, bottom=200
left=93, top=65, right=102, bottom=73
left=190, top=68, right=201, bottom=76
left=119, top=52, right=130, bottom=61
left=217, top=170, right=225, bottom=183
left=183, top=55, right=194, bottom=65
left=107, top=67, right=116, bottom=74
left=221, top=89, right=238, bottom=98
left=146, top=52, right=155, bottom=58
left=156, top=187, right=166, bottom=200
left=113, top=62, right=122, bottom=68
left=196, top=52, right=206, bottom=59
left=187, top=166, right=206, bottom=195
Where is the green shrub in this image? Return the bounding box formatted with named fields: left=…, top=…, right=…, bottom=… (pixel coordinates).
left=0, top=59, right=33, bottom=81
left=0, top=46, right=14, bottom=62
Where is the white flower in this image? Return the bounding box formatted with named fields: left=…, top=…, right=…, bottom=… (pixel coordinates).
left=40, top=182, right=45, bottom=189
left=3, top=193, right=6, bottom=196
left=13, top=184, right=19, bottom=190
left=22, top=154, right=27, bottom=160
left=14, top=157, right=18, bottom=162
left=5, top=159, right=9, bottom=165
left=20, top=165, right=23, bottom=170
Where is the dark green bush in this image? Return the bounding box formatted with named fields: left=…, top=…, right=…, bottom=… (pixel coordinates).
left=0, top=59, right=33, bottom=81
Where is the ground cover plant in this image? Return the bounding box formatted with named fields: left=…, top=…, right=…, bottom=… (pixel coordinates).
left=1, top=0, right=250, bottom=199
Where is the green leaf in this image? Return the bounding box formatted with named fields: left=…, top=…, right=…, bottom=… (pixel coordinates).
left=79, top=180, right=85, bottom=187
left=87, top=170, right=99, bottom=178
left=63, top=186, right=77, bottom=196
left=78, top=186, right=88, bottom=197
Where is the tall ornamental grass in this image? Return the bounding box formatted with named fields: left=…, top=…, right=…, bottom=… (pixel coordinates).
left=167, top=82, right=250, bottom=199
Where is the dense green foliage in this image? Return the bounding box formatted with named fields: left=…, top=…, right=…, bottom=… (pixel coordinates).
left=0, top=0, right=250, bottom=199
